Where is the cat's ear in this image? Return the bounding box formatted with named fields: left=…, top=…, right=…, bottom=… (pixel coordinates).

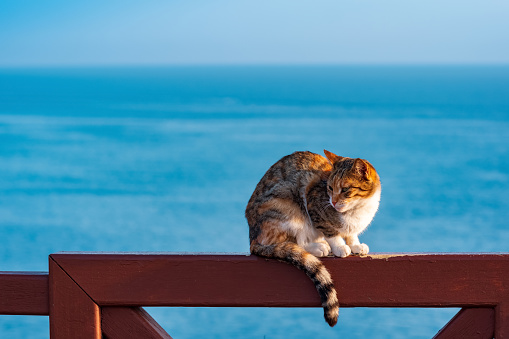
left=324, top=150, right=343, bottom=164
left=354, top=159, right=370, bottom=180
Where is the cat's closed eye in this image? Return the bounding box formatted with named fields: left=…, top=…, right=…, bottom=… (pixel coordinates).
left=327, top=185, right=333, bottom=191
left=341, top=187, right=349, bottom=193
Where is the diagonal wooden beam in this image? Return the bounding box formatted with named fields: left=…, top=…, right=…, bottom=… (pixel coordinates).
left=433, top=308, right=494, bottom=339
left=102, top=307, right=172, bottom=339
left=49, top=257, right=101, bottom=339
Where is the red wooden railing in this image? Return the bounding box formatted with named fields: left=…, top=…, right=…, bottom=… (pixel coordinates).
left=1, top=253, right=509, bottom=338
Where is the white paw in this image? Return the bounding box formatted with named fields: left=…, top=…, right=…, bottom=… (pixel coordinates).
left=331, top=244, right=351, bottom=258
left=350, top=243, right=369, bottom=255
left=318, top=239, right=331, bottom=255
left=304, top=242, right=331, bottom=257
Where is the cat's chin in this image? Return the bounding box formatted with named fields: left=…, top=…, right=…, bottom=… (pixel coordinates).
left=333, top=204, right=349, bottom=213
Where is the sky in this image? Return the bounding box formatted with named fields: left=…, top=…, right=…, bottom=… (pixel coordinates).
left=0, top=0, right=508, bottom=66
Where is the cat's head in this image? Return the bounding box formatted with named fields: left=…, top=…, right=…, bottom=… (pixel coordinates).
left=324, top=150, right=381, bottom=213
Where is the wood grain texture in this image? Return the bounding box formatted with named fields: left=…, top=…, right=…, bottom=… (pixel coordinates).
left=0, top=272, right=49, bottom=315
left=49, top=258, right=100, bottom=339
left=51, top=253, right=509, bottom=308
left=433, top=308, right=494, bottom=339
left=102, top=307, right=172, bottom=339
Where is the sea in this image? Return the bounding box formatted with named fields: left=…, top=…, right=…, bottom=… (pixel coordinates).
left=0, top=65, right=508, bottom=338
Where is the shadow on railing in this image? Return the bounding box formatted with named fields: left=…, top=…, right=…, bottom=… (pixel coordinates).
left=1, top=253, right=508, bottom=338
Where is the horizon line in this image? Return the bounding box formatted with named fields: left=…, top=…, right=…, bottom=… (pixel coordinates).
left=1, top=62, right=509, bottom=70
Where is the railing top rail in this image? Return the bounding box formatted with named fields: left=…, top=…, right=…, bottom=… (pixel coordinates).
left=2, top=253, right=509, bottom=316
left=50, top=251, right=509, bottom=256
left=0, top=271, right=49, bottom=315
left=51, top=252, right=509, bottom=308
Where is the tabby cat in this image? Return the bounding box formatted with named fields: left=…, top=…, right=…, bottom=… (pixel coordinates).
left=245, top=150, right=381, bottom=326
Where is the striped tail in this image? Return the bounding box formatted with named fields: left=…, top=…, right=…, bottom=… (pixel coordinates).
left=251, top=241, right=339, bottom=327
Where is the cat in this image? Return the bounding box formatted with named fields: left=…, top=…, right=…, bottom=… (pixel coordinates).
left=245, top=150, right=381, bottom=327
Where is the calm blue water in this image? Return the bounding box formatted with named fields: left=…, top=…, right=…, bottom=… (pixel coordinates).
left=1, top=66, right=508, bottom=338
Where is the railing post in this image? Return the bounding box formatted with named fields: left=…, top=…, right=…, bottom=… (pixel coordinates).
left=496, top=303, right=509, bottom=338
left=49, top=257, right=101, bottom=339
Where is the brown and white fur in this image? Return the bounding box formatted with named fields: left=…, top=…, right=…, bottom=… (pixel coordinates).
left=245, top=150, right=381, bottom=326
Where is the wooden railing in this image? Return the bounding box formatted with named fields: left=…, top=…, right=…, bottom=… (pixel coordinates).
left=1, top=253, right=509, bottom=338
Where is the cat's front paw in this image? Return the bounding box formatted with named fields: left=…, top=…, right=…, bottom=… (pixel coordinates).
left=331, top=244, right=351, bottom=258
left=304, top=242, right=331, bottom=257
left=350, top=243, right=369, bottom=256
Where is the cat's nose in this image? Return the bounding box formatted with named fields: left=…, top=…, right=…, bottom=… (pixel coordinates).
left=332, top=200, right=337, bottom=206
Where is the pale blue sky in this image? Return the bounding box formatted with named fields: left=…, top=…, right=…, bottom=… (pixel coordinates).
left=1, top=0, right=508, bottom=66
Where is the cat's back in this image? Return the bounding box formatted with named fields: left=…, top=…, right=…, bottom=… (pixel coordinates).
left=246, top=151, right=331, bottom=206
left=285, top=151, right=332, bottom=172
